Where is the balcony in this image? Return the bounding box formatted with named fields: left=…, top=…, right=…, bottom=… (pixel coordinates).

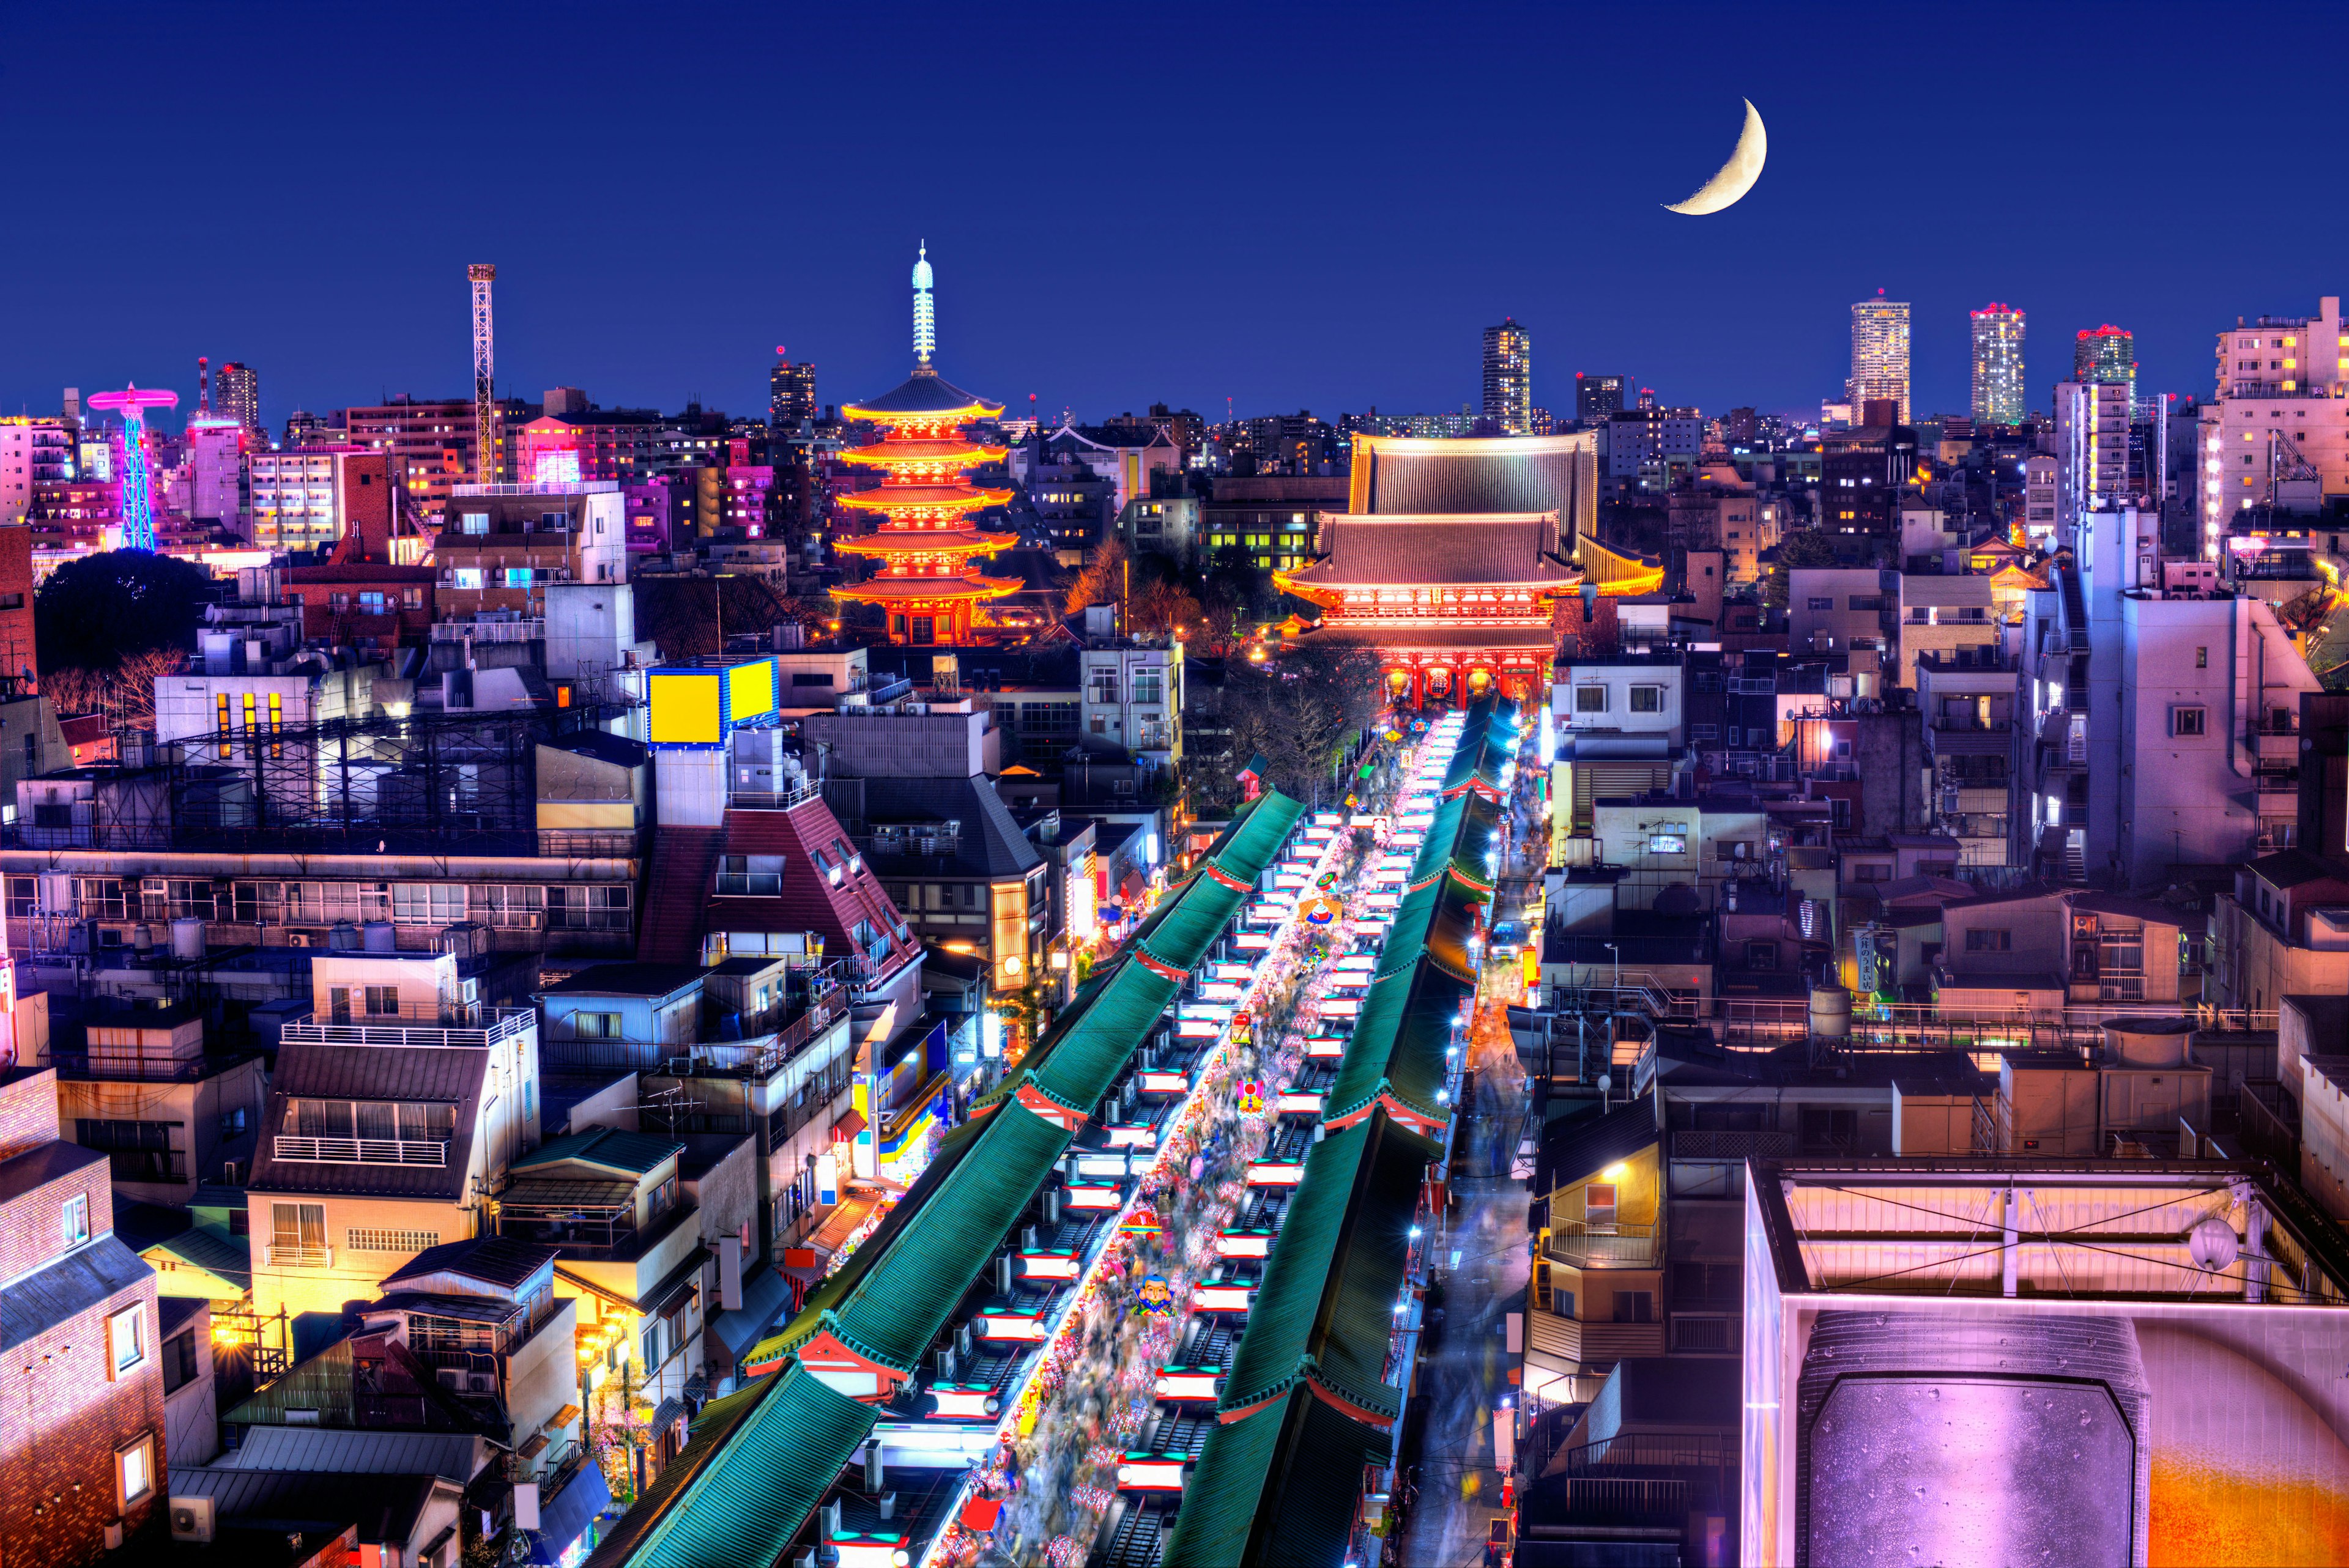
left=274, top=1134, right=448, bottom=1167
left=1670, top=1130, right=1795, bottom=1163
left=279, top=1006, right=534, bottom=1051
left=264, top=1244, right=335, bottom=1268
left=1548, top=1219, right=1662, bottom=1269
left=1527, top=1307, right=1669, bottom=1366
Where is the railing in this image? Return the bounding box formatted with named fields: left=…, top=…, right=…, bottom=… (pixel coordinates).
left=1670, top=1130, right=1795, bottom=1163
left=263, top=1244, right=335, bottom=1268
left=432, top=619, right=544, bottom=643
left=1548, top=1220, right=1661, bottom=1268
left=1668, top=1313, right=1739, bottom=1353
left=275, top=1135, right=448, bottom=1167
left=43, top=1049, right=247, bottom=1084
left=279, top=1006, right=534, bottom=1051
left=1551, top=1432, right=1735, bottom=1477
left=726, top=779, right=820, bottom=813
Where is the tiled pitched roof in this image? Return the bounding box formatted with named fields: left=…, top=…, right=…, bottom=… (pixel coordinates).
left=707, top=798, right=917, bottom=971
left=1353, top=433, right=1590, bottom=517
left=248, top=1042, right=491, bottom=1201
left=1286, top=514, right=1575, bottom=588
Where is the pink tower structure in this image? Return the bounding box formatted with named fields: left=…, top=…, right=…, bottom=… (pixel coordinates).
left=84, top=384, right=178, bottom=551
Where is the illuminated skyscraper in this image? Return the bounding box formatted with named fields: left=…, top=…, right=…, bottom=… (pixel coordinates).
left=213, top=361, right=260, bottom=437
left=1482, top=318, right=1532, bottom=435
left=1969, top=303, right=2026, bottom=426
left=2074, top=324, right=2136, bottom=394
left=1574, top=373, right=1626, bottom=426
left=1846, top=294, right=1910, bottom=424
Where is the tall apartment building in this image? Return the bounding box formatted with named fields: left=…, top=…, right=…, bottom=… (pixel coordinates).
left=1847, top=295, right=1911, bottom=424
left=0, top=1057, right=167, bottom=1563
left=1604, top=405, right=1704, bottom=491
left=1969, top=303, right=2026, bottom=425
left=0, top=418, right=77, bottom=525
left=434, top=479, right=627, bottom=619
left=2055, top=379, right=2137, bottom=530
left=248, top=446, right=391, bottom=553
left=2199, top=295, right=2349, bottom=556
left=344, top=396, right=481, bottom=520
left=1482, top=318, right=1533, bottom=436
left=213, top=360, right=261, bottom=436
left=2073, top=324, right=2136, bottom=391
left=770, top=359, right=817, bottom=427
left=1574, top=374, right=1627, bottom=425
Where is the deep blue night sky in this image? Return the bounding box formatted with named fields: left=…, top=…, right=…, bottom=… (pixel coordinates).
left=5, top=1, right=2345, bottom=434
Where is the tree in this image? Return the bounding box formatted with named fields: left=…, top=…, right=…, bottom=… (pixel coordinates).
left=35, top=550, right=213, bottom=681
left=1762, top=527, right=1841, bottom=608
left=1066, top=535, right=1128, bottom=614
left=1214, top=639, right=1386, bottom=805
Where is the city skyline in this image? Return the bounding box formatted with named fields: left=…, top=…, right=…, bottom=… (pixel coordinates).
left=1, top=3, right=2340, bottom=429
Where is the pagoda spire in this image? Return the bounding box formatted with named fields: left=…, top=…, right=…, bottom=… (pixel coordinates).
left=912, top=240, right=935, bottom=370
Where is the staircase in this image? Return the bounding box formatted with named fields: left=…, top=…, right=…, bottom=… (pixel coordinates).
left=636, top=825, right=724, bottom=964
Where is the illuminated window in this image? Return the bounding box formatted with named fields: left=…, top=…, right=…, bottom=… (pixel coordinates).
left=117, top=1438, right=154, bottom=1509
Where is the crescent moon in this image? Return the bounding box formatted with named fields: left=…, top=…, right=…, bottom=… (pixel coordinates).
left=1664, top=99, right=1766, bottom=215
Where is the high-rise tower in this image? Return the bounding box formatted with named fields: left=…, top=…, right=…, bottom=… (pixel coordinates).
left=1482, top=319, right=1533, bottom=435
left=469, top=264, right=497, bottom=484
left=1846, top=294, right=1911, bottom=424
left=213, top=361, right=260, bottom=436
left=2074, top=324, right=2136, bottom=395
left=828, top=245, right=1019, bottom=646
left=1970, top=303, right=2026, bottom=426
left=770, top=355, right=817, bottom=427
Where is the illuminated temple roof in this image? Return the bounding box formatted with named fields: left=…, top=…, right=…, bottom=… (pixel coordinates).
left=1348, top=431, right=1596, bottom=523
left=842, top=366, right=1003, bottom=423
left=1280, top=513, right=1581, bottom=593
left=832, top=528, right=1016, bottom=558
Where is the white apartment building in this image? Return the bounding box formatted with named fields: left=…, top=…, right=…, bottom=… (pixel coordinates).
left=250, top=448, right=362, bottom=552
left=1893, top=573, right=1997, bottom=689
left=1553, top=656, right=1685, bottom=748
left=1787, top=568, right=1888, bottom=654
left=2054, top=380, right=2136, bottom=531
left=1970, top=303, right=2026, bottom=426
left=2199, top=295, right=2349, bottom=557
left=0, top=419, right=74, bottom=525
left=2019, top=505, right=2319, bottom=889
left=1080, top=642, right=1183, bottom=774
left=2022, top=454, right=2059, bottom=542
left=1847, top=296, right=1911, bottom=423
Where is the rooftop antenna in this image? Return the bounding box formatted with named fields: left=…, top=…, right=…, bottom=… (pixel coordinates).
left=468, top=264, right=497, bottom=484
left=198, top=356, right=210, bottom=415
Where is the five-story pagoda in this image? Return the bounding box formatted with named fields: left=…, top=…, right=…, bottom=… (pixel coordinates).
left=830, top=244, right=1019, bottom=645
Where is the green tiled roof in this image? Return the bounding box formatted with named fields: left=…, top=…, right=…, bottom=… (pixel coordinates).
left=1162, top=1386, right=1393, bottom=1568
left=588, top=1363, right=875, bottom=1568
left=513, top=1128, right=685, bottom=1178
left=1217, top=1110, right=1430, bottom=1424
left=979, top=788, right=1300, bottom=1118
left=822, top=1100, right=1071, bottom=1372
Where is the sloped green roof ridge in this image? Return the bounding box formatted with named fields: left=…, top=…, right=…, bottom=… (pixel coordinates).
left=595, top=1364, right=876, bottom=1568
left=1162, top=1386, right=1394, bottom=1568
left=1217, top=1110, right=1431, bottom=1423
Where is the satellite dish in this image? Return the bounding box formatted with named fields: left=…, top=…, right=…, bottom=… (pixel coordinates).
left=2188, top=1215, right=2240, bottom=1273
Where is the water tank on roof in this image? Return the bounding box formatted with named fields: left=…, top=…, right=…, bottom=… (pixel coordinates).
left=1809, top=985, right=1851, bottom=1040
left=363, top=920, right=396, bottom=953
left=170, top=916, right=205, bottom=961
left=328, top=921, right=362, bottom=952
left=2103, top=1020, right=2191, bottom=1068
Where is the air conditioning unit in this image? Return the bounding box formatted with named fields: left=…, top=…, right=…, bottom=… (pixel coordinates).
left=285, top=931, right=314, bottom=948
left=169, top=1496, right=214, bottom=1544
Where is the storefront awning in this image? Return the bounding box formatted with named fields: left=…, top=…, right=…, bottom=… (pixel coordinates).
left=524, top=1460, right=612, bottom=1566
left=708, top=1265, right=793, bottom=1366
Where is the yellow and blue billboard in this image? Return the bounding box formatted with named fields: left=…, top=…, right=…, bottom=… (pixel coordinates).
left=647, top=655, right=780, bottom=749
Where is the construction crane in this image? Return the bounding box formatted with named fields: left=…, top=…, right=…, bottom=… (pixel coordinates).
left=468, top=264, right=496, bottom=484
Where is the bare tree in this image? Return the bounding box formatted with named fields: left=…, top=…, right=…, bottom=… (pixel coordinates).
left=45, top=646, right=181, bottom=728
left=1217, top=640, right=1385, bottom=802
left=1064, top=536, right=1128, bottom=614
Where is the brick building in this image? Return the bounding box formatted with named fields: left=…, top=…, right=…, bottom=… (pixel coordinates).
left=0, top=1056, right=167, bottom=1563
